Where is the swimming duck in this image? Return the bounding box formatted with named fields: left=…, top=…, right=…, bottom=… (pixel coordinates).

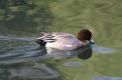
left=36, top=29, right=95, bottom=59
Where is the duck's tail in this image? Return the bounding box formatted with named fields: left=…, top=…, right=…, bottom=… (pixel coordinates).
left=35, top=32, right=56, bottom=46
left=35, top=39, right=47, bottom=46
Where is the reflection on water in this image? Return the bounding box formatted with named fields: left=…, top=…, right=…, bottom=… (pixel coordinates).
left=9, top=64, right=60, bottom=79
left=0, top=69, right=10, bottom=80
left=92, top=45, right=116, bottom=54
left=0, top=64, right=60, bottom=80
left=0, top=35, right=34, bottom=42
left=95, top=76, right=122, bottom=80
left=0, top=35, right=61, bottom=80
left=63, top=61, right=82, bottom=67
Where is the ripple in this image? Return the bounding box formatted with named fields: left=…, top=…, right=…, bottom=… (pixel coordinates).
left=95, top=76, right=122, bottom=80
left=63, top=61, right=82, bottom=67
left=0, top=35, right=34, bottom=42
left=9, top=64, right=60, bottom=79
left=93, top=45, right=116, bottom=54
left=0, top=43, right=47, bottom=65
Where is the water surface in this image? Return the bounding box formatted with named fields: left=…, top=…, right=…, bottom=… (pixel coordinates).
left=0, top=0, right=122, bottom=80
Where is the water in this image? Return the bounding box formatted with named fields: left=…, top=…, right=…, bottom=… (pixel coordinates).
left=9, top=64, right=60, bottom=79
left=0, top=0, right=122, bottom=80
left=92, top=45, right=117, bottom=54
left=63, top=61, right=83, bottom=67
left=0, top=35, right=61, bottom=80
left=95, top=77, right=122, bottom=80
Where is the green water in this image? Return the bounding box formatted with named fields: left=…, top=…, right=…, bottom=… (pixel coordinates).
left=0, top=0, right=122, bottom=80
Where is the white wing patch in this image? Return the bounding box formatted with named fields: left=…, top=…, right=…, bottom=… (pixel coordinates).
left=65, top=45, right=73, bottom=47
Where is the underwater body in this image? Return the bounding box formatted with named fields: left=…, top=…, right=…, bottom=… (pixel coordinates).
left=0, top=0, right=122, bottom=80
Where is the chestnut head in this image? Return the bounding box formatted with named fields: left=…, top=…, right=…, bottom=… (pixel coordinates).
left=77, top=29, right=92, bottom=42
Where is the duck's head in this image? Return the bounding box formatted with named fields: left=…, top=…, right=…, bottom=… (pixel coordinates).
left=77, top=29, right=92, bottom=42
left=77, top=29, right=95, bottom=60
left=77, top=29, right=95, bottom=46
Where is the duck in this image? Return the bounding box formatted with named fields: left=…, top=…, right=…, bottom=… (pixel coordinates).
left=36, top=29, right=95, bottom=59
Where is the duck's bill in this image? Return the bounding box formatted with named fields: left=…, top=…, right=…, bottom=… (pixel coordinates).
left=90, top=39, right=95, bottom=44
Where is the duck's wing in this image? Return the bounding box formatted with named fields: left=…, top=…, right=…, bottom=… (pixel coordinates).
left=36, top=32, right=76, bottom=46
left=36, top=32, right=57, bottom=43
